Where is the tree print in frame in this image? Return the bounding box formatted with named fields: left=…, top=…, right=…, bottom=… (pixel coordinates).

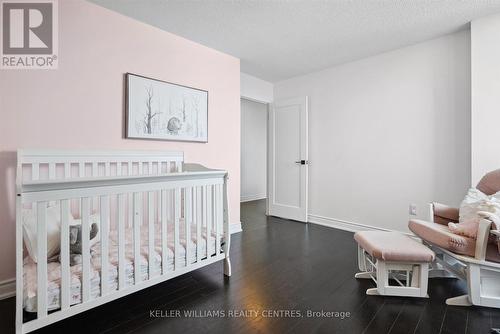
left=126, top=73, right=208, bottom=142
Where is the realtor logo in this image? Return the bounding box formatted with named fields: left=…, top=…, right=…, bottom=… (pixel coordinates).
left=1, top=0, right=58, bottom=69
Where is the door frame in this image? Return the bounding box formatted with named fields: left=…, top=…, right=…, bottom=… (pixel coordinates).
left=267, top=96, right=309, bottom=222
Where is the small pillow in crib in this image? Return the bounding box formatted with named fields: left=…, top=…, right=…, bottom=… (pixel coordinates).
left=22, top=203, right=63, bottom=263
left=449, top=188, right=500, bottom=239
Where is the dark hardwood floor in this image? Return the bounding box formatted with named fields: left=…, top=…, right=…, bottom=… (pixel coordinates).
left=1, top=199, right=498, bottom=333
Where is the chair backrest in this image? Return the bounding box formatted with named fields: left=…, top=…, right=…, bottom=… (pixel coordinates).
left=477, top=169, right=500, bottom=196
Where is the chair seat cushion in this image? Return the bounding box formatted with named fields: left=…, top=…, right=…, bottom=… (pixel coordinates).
left=354, top=231, right=435, bottom=262
left=409, top=219, right=476, bottom=257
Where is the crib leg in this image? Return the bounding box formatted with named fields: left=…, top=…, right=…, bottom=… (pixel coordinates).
left=224, top=257, right=232, bottom=277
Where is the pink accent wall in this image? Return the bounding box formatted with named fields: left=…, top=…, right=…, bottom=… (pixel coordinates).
left=0, top=1, right=240, bottom=282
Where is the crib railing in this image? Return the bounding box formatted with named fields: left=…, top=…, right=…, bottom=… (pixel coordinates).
left=16, top=165, right=229, bottom=334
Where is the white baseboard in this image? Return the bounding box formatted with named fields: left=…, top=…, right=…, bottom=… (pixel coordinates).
left=240, top=194, right=266, bottom=203
left=308, top=214, right=391, bottom=233
left=0, top=278, right=15, bottom=300
left=230, top=222, right=243, bottom=234
left=307, top=213, right=419, bottom=240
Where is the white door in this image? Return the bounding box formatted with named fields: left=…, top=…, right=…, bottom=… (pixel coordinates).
left=268, top=96, right=308, bottom=222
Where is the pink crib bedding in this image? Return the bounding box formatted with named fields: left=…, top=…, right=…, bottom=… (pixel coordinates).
left=24, top=220, right=224, bottom=312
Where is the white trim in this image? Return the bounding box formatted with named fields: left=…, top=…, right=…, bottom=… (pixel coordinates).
left=230, top=222, right=243, bottom=234
left=0, top=278, right=15, bottom=300
left=240, top=72, right=274, bottom=103
left=240, top=194, right=267, bottom=203
left=307, top=214, right=424, bottom=243
left=308, top=214, right=391, bottom=233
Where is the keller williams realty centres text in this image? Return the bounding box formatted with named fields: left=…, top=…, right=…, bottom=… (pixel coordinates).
left=150, top=309, right=351, bottom=319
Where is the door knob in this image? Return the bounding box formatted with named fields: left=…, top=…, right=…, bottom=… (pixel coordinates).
left=294, top=160, right=309, bottom=165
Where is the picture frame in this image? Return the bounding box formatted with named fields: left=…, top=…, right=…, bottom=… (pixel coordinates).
left=125, top=73, right=208, bottom=142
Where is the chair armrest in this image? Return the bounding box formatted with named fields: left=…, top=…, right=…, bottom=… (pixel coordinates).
left=478, top=211, right=500, bottom=230
left=431, top=202, right=459, bottom=225
left=476, top=211, right=500, bottom=261
left=474, top=218, right=492, bottom=261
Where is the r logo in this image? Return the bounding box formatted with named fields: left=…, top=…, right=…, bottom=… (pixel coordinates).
left=2, top=2, right=53, bottom=54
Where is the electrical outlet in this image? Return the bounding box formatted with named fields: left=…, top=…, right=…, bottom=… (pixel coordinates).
left=409, top=204, right=417, bottom=216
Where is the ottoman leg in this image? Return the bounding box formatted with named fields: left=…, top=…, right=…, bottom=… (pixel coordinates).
left=412, top=263, right=429, bottom=297
left=357, top=245, right=366, bottom=272
left=376, top=260, right=388, bottom=295
left=355, top=246, right=376, bottom=279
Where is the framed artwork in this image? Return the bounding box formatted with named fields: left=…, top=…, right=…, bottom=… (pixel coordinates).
left=125, top=73, right=208, bottom=142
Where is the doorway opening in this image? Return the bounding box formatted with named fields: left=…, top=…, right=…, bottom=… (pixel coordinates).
left=240, top=98, right=268, bottom=203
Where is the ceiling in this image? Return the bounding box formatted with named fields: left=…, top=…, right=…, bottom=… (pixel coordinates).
left=90, top=0, right=500, bottom=82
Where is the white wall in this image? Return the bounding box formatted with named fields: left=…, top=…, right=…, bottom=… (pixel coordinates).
left=274, top=31, right=471, bottom=232
left=241, top=72, right=274, bottom=103
left=471, top=14, right=500, bottom=185
left=241, top=98, right=268, bottom=202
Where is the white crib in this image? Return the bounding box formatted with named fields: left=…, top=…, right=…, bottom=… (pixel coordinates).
left=15, top=150, right=231, bottom=334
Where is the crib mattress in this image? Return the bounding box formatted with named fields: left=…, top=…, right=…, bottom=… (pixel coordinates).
left=24, top=221, right=224, bottom=312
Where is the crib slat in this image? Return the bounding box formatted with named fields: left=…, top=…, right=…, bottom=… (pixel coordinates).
left=177, top=161, right=183, bottom=172
left=79, top=162, right=84, bottom=177
left=118, top=194, right=126, bottom=290
left=125, top=161, right=130, bottom=176
left=203, top=186, right=209, bottom=257
left=100, top=196, right=110, bottom=295
left=148, top=192, right=155, bottom=278
left=121, top=162, right=127, bottom=176
left=91, top=162, right=98, bottom=210
left=166, top=162, right=171, bottom=173
left=161, top=190, right=168, bottom=275
left=105, top=162, right=110, bottom=176
left=216, top=185, right=222, bottom=255
left=128, top=193, right=133, bottom=228
left=117, top=162, right=123, bottom=176
left=148, top=161, right=153, bottom=175
left=174, top=188, right=180, bottom=270
left=37, top=202, right=48, bottom=318
left=48, top=163, right=56, bottom=179
left=32, top=163, right=39, bottom=180
left=133, top=192, right=142, bottom=284
left=211, top=185, right=216, bottom=257
left=63, top=163, right=71, bottom=178
left=81, top=198, right=91, bottom=303
left=60, top=200, right=71, bottom=310
left=207, top=185, right=215, bottom=258
left=138, top=162, right=143, bottom=175
left=185, top=187, right=192, bottom=266
left=196, top=187, right=202, bottom=262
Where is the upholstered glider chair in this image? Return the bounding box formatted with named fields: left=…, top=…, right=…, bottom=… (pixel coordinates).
left=409, top=169, right=500, bottom=308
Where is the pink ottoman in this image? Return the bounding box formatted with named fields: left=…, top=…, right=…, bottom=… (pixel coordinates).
left=354, top=231, right=435, bottom=298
